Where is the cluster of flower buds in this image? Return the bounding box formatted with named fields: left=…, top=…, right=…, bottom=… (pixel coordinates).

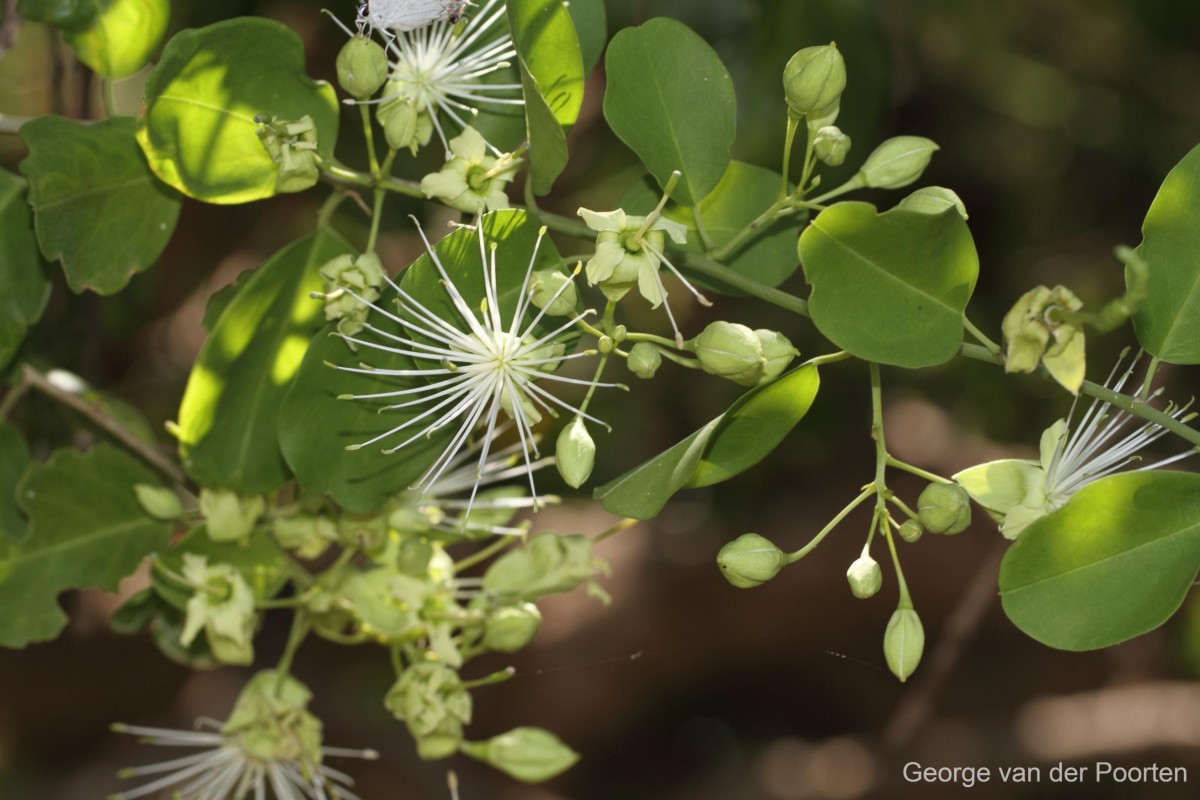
left=315, top=251, right=387, bottom=337
left=688, top=321, right=798, bottom=386
left=387, top=661, right=474, bottom=759
left=255, top=114, right=321, bottom=193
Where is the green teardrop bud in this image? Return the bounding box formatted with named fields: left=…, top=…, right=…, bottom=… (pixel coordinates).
left=460, top=727, right=580, bottom=783
left=846, top=553, right=882, bottom=599
left=754, top=329, right=798, bottom=384
left=336, top=35, right=388, bottom=100
left=884, top=606, right=925, bottom=682
left=378, top=90, right=434, bottom=154
left=483, top=603, right=542, bottom=653
left=691, top=321, right=765, bottom=386
left=917, top=482, right=971, bottom=535
left=134, top=483, right=183, bottom=521
left=897, top=186, right=968, bottom=219
left=812, top=125, right=851, bottom=167
left=782, top=44, right=846, bottom=119
left=555, top=416, right=595, bottom=489
left=529, top=270, right=577, bottom=316
left=716, top=533, right=785, bottom=589
left=898, top=519, right=924, bottom=543
left=626, top=342, right=662, bottom=379
left=858, top=136, right=939, bottom=190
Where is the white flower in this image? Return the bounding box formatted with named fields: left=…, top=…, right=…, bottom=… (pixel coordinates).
left=369, top=0, right=523, bottom=156
left=111, top=672, right=377, bottom=800
left=330, top=217, right=612, bottom=512
left=419, top=126, right=521, bottom=213
left=956, top=353, right=1196, bottom=538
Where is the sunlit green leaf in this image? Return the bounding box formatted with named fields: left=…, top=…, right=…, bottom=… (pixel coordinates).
left=19, top=116, right=181, bottom=295
left=620, top=161, right=804, bottom=293
left=177, top=229, right=353, bottom=493
left=603, top=18, right=736, bottom=206
left=999, top=471, right=1200, bottom=651
left=508, top=0, right=583, bottom=195
left=137, top=17, right=339, bottom=204
left=799, top=202, right=978, bottom=368
left=0, top=445, right=171, bottom=647
left=564, top=0, right=606, bottom=76
left=63, top=0, right=169, bottom=79
left=0, top=169, right=51, bottom=366
left=1132, top=141, right=1200, bottom=364
left=596, top=366, right=820, bottom=518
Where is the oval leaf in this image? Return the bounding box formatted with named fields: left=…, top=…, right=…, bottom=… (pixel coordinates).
left=137, top=17, right=339, bottom=204
left=177, top=229, right=353, bottom=493
left=63, top=0, right=169, bottom=79
left=603, top=18, right=736, bottom=206
left=596, top=366, right=820, bottom=518
left=0, top=169, right=51, bottom=366
left=1133, top=142, right=1200, bottom=364
left=619, top=161, right=804, bottom=293
left=799, top=202, right=978, bottom=368
left=999, top=471, right=1200, bottom=651
left=19, top=116, right=181, bottom=295
left=565, top=0, right=606, bottom=77
left=0, top=445, right=171, bottom=647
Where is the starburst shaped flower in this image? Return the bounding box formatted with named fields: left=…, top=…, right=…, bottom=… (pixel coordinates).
left=110, top=672, right=377, bottom=800
left=329, top=216, right=611, bottom=512
left=956, top=352, right=1196, bottom=538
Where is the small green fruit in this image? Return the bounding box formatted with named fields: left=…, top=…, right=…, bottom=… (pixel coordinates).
left=716, top=533, right=785, bottom=589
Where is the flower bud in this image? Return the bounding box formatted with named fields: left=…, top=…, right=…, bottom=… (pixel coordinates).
left=461, top=727, right=580, bottom=783
left=529, top=269, right=577, bottom=316
left=716, top=533, right=785, bottom=589
left=199, top=488, right=264, bottom=543
left=917, top=482, right=971, bottom=535
left=386, top=662, right=472, bottom=760
left=813, top=125, right=851, bottom=167
left=134, top=483, right=183, bottom=521
left=846, top=553, right=882, bottom=599
left=783, top=44, right=846, bottom=119
left=336, top=36, right=388, bottom=100
left=1001, top=284, right=1086, bottom=394
left=692, top=321, right=765, bottom=386
left=555, top=416, right=595, bottom=489
left=858, top=136, right=939, bottom=190
left=320, top=252, right=386, bottom=336
left=898, top=519, right=924, bottom=543
left=378, top=89, right=433, bottom=154
left=483, top=602, right=542, bottom=653
left=754, top=329, right=799, bottom=384
left=897, top=186, right=967, bottom=219
left=884, top=606, right=924, bottom=682
left=626, top=342, right=662, bottom=379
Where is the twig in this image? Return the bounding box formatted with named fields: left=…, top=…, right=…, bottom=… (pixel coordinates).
left=22, top=364, right=191, bottom=488
left=882, top=540, right=1006, bottom=751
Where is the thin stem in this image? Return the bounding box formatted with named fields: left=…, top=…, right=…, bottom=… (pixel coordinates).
left=962, top=315, right=1001, bottom=357
left=461, top=667, right=515, bottom=689
left=454, top=536, right=516, bottom=572
left=886, top=456, right=952, bottom=485
left=359, top=105, right=380, bottom=177
left=803, top=350, right=851, bottom=368
left=321, top=163, right=424, bottom=198
left=1138, top=355, right=1161, bottom=400
left=780, top=115, right=800, bottom=198
left=633, top=171, right=681, bottom=240
left=807, top=174, right=866, bottom=206
left=797, top=121, right=817, bottom=196
left=594, top=517, right=639, bottom=543
left=881, top=506, right=912, bottom=607
left=275, top=611, right=310, bottom=684
left=366, top=187, right=386, bottom=254
left=886, top=493, right=920, bottom=521
left=709, top=198, right=789, bottom=263
left=624, top=331, right=680, bottom=349
left=870, top=363, right=887, bottom=490
left=576, top=353, right=611, bottom=415
left=316, top=189, right=348, bottom=229
left=692, top=206, right=715, bottom=251
left=0, top=375, right=30, bottom=418
left=786, top=487, right=874, bottom=563
left=678, top=250, right=808, bottom=315
left=22, top=365, right=191, bottom=488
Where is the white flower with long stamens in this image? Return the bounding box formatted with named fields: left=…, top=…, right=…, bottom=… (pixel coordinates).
left=353, top=0, right=524, bottom=157
left=110, top=672, right=377, bottom=800
left=330, top=215, right=614, bottom=514
left=956, top=352, right=1197, bottom=539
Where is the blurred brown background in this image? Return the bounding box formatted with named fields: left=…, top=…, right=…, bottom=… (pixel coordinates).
left=3, top=0, right=1200, bottom=797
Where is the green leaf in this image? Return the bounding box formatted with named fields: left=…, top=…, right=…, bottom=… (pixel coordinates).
left=0, top=445, right=171, bottom=647
left=596, top=365, right=820, bottom=518
left=603, top=18, right=736, bottom=206
left=279, top=326, right=453, bottom=513
left=137, top=17, right=340, bottom=204
left=0, top=169, right=51, bottom=366
left=177, top=229, right=353, bottom=493
left=281, top=210, right=564, bottom=512
left=1132, top=142, right=1200, bottom=364
left=16, top=0, right=99, bottom=32
left=62, top=0, right=169, bottom=79
left=0, top=423, right=31, bottom=540
left=564, top=0, right=606, bottom=76
left=508, top=0, right=584, bottom=195
left=619, top=161, right=804, bottom=293
left=999, top=471, right=1200, bottom=651
left=19, top=116, right=181, bottom=295
left=799, top=202, right=978, bottom=368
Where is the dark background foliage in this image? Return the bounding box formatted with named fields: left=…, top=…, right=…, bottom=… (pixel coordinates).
left=2, top=0, right=1200, bottom=797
